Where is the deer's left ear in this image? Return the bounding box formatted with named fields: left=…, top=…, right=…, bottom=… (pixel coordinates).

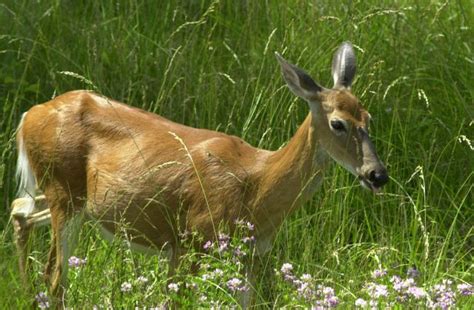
left=332, top=42, right=357, bottom=89
left=275, top=52, right=322, bottom=102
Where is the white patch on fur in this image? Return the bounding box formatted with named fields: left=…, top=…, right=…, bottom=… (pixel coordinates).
left=98, top=225, right=169, bottom=256
left=14, top=112, right=36, bottom=217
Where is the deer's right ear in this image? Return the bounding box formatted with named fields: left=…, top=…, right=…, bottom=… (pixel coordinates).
left=332, top=42, right=356, bottom=89
left=275, top=52, right=322, bottom=101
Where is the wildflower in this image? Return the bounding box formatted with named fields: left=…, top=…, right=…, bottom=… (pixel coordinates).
left=406, top=266, right=420, bottom=278
left=369, top=299, right=378, bottom=308
left=203, top=240, right=213, bottom=250
left=325, top=295, right=339, bottom=308
left=322, top=286, right=335, bottom=297
left=168, top=282, right=179, bottom=293
left=242, top=236, right=255, bottom=243
left=281, top=263, right=293, bottom=274
left=217, top=233, right=230, bottom=253
left=234, top=246, right=246, bottom=257
left=457, top=283, right=472, bottom=296
left=371, top=268, right=387, bottom=279
left=246, top=222, right=255, bottom=231
left=186, top=282, right=198, bottom=290
left=406, top=286, right=426, bottom=299
left=137, top=275, right=148, bottom=284
left=68, top=256, right=87, bottom=268
left=355, top=298, right=367, bottom=307
left=301, top=274, right=312, bottom=282
left=214, top=269, right=224, bottom=277
left=296, top=281, right=314, bottom=301
left=365, top=282, right=388, bottom=299
left=35, top=292, right=49, bottom=309
left=429, top=279, right=456, bottom=309
left=226, top=278, right=247, bottom=292
left=120, top=282, right=132, bottom=292
left=178, top=230, right=191, bottom=239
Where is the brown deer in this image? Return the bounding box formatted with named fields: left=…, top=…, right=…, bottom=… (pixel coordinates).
left=11, top=42, right=388, bottom=305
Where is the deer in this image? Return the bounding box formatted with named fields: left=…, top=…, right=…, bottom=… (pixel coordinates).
left=11, top=42, right=388, bottom=306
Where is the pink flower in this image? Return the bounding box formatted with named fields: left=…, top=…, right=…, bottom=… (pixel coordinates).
left=203, top=240, right=213, bottom=250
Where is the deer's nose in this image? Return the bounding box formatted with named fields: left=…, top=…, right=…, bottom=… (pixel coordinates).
left=368, top=168, right=389, bottom=188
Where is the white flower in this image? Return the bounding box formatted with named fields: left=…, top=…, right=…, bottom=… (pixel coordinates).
left=168, top=282, right=179, bottom=292
left=355, top=298, right=367, bottom=307
left=281, top=263, right=293, bottom=274
left=120, top=282, right=132, bottom=292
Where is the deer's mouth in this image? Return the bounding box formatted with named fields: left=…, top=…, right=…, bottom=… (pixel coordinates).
left=359, top=176, right=382, bottom=194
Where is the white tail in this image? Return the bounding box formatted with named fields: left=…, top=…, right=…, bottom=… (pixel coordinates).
left=13, top=112, right=36, bottom=217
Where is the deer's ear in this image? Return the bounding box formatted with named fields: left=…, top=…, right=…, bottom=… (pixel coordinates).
left=275, top=52, right=322, bottom=101
left=332, top=42, right=356, bottom=89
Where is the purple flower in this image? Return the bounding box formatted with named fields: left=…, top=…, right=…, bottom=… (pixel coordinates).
left=371, top=268, right=387, bottom=279
left=429, top=279, right=456, bottom=309
left=226, top=278, right=247, bottom=292
left=217, top=233, right=230, bottom=253
left=203, top=240, right=213, bottom=250
left=325, top=295, right=339, bottom=308
left=457, top=283, right=472, bottom=296
left=68, top=256, right=87, bottom=268
left=120, top=282, right=132, bottom=292
left=407, top=286, right=426, bottom=299
left=234, top=246, right=246, bottom=257
left=168, top=282, right=179, bottom=293
left=355, top=298, right=367, bottom=307
left=365, top=282, right=388, bottom=299
left=227, top=278, right=242, bottom=292
left=406, top=266, right=420, bottom=278
left=35, top=292, right=49, bottom=309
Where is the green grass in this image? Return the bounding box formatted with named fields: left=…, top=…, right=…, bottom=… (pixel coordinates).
left=0, top=0, right=472, bottom=308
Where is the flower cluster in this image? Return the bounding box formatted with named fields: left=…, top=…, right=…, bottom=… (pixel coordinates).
left=279, top=262, right=339, bottom=308
left=35, top=292, right=49, bottom=309
left=68, top=256, right=87, bottom=268
left=427, top=279, right=456, bottom=309
left=226, top=277, right=248, bottom=292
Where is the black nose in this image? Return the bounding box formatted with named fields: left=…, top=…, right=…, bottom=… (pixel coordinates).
left=368, top=169, right=389, bottom=188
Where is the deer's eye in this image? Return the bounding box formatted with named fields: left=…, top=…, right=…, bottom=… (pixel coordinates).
left=330, top=119, right=347, bottom=133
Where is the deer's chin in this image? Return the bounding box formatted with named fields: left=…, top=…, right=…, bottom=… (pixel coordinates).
left=359, top=177, right=382, bottom=194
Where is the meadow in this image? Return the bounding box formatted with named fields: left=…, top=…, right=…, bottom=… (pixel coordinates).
left=0, top=0, right=472, bottom=308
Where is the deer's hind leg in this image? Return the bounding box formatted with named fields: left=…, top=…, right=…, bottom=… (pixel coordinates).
left=11, top=195, right=50, bottom=288
left=43, top=186, right=84, bottom=306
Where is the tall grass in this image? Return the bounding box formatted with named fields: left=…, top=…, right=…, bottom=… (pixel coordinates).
left=0, top=0, right=472, bottom=308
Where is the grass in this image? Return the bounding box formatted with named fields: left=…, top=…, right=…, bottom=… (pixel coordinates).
left=0, top=0, right=472, bottom=308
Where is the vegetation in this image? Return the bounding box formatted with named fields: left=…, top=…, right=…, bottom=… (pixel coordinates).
left=0, top=0, right=472, bottom=308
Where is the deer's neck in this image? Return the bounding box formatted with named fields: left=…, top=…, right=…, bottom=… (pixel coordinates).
left=252, top=113, right=331, bottom=233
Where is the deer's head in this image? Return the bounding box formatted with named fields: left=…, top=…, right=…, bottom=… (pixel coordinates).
left=276, top=42, right=388, bottom=192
